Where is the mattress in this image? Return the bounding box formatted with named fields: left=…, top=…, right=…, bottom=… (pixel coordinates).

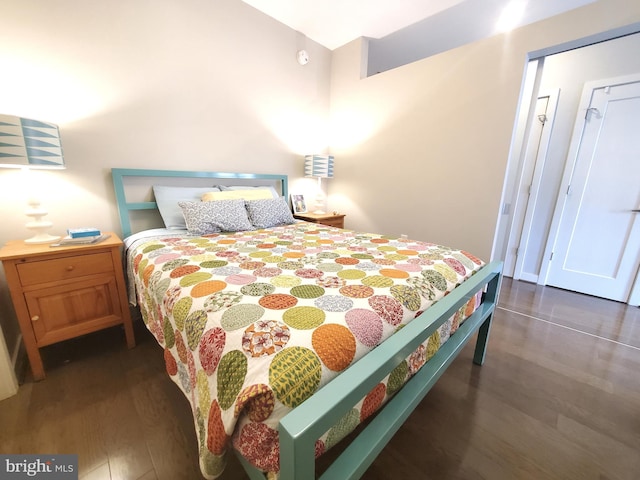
left=126, top=222, right=485, bottom=478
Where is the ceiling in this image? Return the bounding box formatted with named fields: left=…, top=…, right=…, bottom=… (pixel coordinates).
left=241, top=0, right=596, bottom=51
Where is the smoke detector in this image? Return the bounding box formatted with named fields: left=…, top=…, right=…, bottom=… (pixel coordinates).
left=296, top=50, right=309, bottom=66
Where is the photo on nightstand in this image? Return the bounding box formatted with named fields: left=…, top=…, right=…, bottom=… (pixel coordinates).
left=290, top=193, right=307, bottom=214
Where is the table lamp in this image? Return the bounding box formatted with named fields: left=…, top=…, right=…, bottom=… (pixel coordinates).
left=304, top=154, right=334, bottom=214
left=0, top=114, right=65, bottom=243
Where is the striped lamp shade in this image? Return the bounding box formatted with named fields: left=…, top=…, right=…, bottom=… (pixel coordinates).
left=304, top=154, right=334, bottom=178
left=0, top=114, right=65, bottom=169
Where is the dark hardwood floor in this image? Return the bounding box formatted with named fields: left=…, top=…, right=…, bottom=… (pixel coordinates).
left=1, top=277, right=639, bottom=479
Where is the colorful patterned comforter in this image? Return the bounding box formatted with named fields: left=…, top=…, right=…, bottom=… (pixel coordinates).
left=127, top=222, right=484, bottom=478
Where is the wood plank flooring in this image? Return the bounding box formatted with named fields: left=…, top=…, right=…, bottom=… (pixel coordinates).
left=1, top=277, right=639, bottom=479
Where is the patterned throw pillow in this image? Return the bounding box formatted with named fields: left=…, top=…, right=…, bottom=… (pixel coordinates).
left=153, top=185, right=220, bottom=229
left=245, top=197, right=296, bottom=229
left=178, top=200, right=254, bottom=234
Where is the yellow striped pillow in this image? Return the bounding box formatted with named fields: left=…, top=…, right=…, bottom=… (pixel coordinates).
left=201, top=189, right=274, bottom=201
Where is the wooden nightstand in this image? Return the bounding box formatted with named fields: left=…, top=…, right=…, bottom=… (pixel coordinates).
left=294, top=212, right=346, bottom=229
left=0, top=233, right=135, bottom=380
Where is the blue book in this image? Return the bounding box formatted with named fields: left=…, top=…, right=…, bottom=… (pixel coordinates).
left=67, top=227, right=101, bottom=238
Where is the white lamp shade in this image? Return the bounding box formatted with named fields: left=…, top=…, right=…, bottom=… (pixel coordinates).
left=0, top=114, right=65, bottom=169
left=304, top=154, right=334, bottom=178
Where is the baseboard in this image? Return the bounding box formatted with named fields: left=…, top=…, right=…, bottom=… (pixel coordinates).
left=11, top=333, right=21, bottom=365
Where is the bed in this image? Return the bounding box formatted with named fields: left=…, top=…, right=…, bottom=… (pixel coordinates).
left=111, top=168, right=502, bottom=480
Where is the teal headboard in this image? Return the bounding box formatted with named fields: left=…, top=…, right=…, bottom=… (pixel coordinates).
left=111, top=168, right=289, bottom=238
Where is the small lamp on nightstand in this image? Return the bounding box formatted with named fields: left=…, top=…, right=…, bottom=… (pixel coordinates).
left=0, top=114, right=65, bottom=244
left=304, top=154, right=334, bottom=214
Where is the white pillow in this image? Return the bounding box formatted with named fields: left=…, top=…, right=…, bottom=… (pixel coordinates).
left=246, top=198, right=296, bottom=229
left=153, top=185, right=220, bottom=229
left=178, top=199, right=254, bottom=234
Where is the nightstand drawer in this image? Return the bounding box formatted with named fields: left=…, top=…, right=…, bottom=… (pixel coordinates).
left=17, top=252, right=114, bottom=286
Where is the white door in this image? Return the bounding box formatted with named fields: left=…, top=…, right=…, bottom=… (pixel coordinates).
left=544, top=75, right=640, bottom=302
left=512, top=90, right=558, bottom=283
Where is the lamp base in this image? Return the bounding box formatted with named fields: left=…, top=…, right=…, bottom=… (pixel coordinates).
left=24, top=199, right=60, bottom=244
left=25, top=233, right=61, bottom=244
left=313, top=183, right=326, bottom=215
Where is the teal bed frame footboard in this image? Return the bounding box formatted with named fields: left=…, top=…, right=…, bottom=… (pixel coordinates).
left=110, top=168, right=502, bottom=480
left=236, top=260, right=502, bottom=480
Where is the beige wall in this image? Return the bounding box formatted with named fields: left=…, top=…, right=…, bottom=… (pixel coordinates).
left=0, top=0, right=331, bottom=375
left=327, top=0, right=640, bottom=260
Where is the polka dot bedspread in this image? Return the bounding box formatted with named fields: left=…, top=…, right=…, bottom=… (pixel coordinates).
left=127, top=222, right=485, bottom=478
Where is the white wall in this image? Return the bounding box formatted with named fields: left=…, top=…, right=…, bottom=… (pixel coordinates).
left=0, top=0, right=331, bottom=383
left=328, top=0, right=640, bottom=262
left=0, top=0, right=331, bottom=243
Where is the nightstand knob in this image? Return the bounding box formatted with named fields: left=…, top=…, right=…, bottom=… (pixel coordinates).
left=31, top=315, right=40, bottom=322
left=66, top=265, right=74, bottom=272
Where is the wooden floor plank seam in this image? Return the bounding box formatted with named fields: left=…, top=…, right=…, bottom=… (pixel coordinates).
left=497, top=305, right=640, bottom=352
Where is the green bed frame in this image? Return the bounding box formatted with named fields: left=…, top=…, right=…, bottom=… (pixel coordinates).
left=111, top=168, right=288, bottom=239
left=111, top=168, right=502, bottom=480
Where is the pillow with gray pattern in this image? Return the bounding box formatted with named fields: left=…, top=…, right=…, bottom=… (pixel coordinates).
left=178, top=199, right=254, bottom=234
left=245, top=197, right=296, bottom=229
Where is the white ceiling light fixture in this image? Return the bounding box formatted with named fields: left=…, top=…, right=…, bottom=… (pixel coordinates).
left=495, top=0, right=526, bottom=33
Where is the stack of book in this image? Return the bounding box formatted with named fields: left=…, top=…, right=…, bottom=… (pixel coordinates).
left=52, top=228, right=109, bottom=246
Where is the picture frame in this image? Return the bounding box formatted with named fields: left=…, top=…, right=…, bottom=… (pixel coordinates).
left=290, top=193, right=307, bottom=214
